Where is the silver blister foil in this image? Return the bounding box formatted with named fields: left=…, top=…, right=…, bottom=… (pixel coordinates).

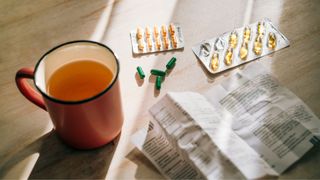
left=192, top=18, right=290, bottom=74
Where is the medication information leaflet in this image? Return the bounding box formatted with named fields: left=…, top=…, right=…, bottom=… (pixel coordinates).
left=132, top=63, right=320, bottom=179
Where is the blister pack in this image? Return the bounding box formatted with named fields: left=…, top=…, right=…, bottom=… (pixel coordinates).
left=192, top=19, right=290, bottom=74
left=130, top=23, right=184, bottom=54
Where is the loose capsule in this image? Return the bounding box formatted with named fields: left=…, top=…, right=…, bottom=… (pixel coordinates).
left=166, top=57, right=177, bottom=69
left=229, top=31, right=238, bottom=48
left=154, top=25, right=159, bottom=38
left=161, top=24, right=167, bottom=37
left=155, top=37, right=161, bottom=50
left=169, top=23, right=175, bottom=35
left=138, top=38, right=144, bottom=50
left=224, top=47, right=233, bottom=66
left=268, top=32, right=277, bottom=50
left=136, top=66, right=145, bottom=79
left=253, top=35, right=263, bottom=55
left=210, top=53, right=219, bottom=71
left=147, top=37, right=153, bottom=50
left=145, top=26, right=151, bottom=38
left=257, top=22, right=265, bottom=35
left=163, top=37, right=169, bottom=49
left=155, top=76, right=162, bottom=90
left=171, top=34, right=178, bottom=48
left=151, top=69, right=166, bottom=76
left=136, top=27, right=143, bottom=39
left=239, top=41, right=248, bottom=60
left=243, top=26, right=251, bottom=41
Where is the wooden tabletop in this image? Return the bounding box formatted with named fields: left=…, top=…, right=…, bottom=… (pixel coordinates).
left=1, top=0, right=319, bottom=179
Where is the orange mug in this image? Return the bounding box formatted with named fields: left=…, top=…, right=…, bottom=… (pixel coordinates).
left=15, top=40, right=123, bottom=149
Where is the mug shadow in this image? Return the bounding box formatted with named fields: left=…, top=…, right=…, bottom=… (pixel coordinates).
left=0, top=130, right=120, bottom=179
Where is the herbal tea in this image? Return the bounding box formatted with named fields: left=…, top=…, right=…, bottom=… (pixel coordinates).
left=47, top=60, right=113, bottom=101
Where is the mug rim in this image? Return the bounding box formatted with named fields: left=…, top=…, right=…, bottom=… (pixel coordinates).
left=33, top=40, right=120, bottom=105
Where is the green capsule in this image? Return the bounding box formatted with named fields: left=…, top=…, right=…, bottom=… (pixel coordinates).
left=150, top=69, right=166, bottom=76
left=155, top=76, right=162, bottom=90
left=166, top=57, right=177, bottom=69
left=136, top=66, right=145, bottom=79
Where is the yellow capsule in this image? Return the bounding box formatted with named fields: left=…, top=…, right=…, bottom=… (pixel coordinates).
left=253, top=35, right=263, bottom=55
left=137, top=38, right=144, bottom=50
left=163, top=37, right=169, bottom=49
left=243, top=26, right=251, bottom=41
left=257, top=22, right=265, bottom=35
left=169, top=23, right=175, bottom=35
left=224, top=48, right=233, bottom=66
left=171, top=34, right=178, bottom=48
left=268, top=32, right=277, bottom=50
left=136, top=27, right=143, bottom=39
left=161, top=24, right=167, bottom=37
left=229, top=31, right=238, bottom=48
left=155, top=37, right=161, bottom=50
left=154, top=25, right=159, bottom=38
left=145, top=26, right=151, bottom=38
left=147, top=38, right=153, bottom=50
left=210, top=53, right=219, bottom=71
left=239, top=41, right=248, bottom=60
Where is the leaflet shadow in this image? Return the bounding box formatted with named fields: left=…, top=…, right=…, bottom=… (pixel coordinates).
left=282, top=146, right=320, bottom=178
left=126, top=147, right=164, bottom=179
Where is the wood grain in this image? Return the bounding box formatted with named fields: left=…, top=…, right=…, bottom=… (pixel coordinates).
left=0, top=0, right=319, bottom=179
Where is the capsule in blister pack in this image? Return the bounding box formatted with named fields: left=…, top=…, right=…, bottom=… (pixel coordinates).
left=130, top=23, right=184, bottom=55
left=192, top=18, right=290, bottom=74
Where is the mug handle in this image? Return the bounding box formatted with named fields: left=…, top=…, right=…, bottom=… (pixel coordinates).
left=15, top=68, right=47, bottom=111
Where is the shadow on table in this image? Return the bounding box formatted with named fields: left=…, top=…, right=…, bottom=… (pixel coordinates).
left=126, top=147, right=165, bottom=179
left=0, top=130, right=120, bottom=179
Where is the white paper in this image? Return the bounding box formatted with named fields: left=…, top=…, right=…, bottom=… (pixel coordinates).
left=131, top=121, right=205, bottom=179
left=149, top=92, right=276, bottom=179
left=204, top=63, right=320, bottom=174
left=131, top=62, right=320, bottom=179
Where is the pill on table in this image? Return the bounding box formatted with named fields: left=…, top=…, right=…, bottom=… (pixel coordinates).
left=136, top=66, right=145, bottom=79
left=224, top=47, right=233, bottom=66
left=166, top=57, right=177, bottom=69
left=151, top=69, right=166, bottom=76
left=145, top=26, right=151, bottom=38
left=138, top=38, right=144, bottom=50
left=169, top=23, right=175, bottom=35
left=136, top=27, right=143, bottom=39
left=239, top=41, right=248, bottom=60
left=253, top=35, right=263, bottom=55
left=155, top=76, right=162, bottom=90
left=268, top=32, right=277, bottom=50
left=229, top=31, right=238, bottom=48
left=161, top=24, right=167, bottom=36
left=154, top=25, right=159, bottom=38
left=243, top=26, right=251, bottom=41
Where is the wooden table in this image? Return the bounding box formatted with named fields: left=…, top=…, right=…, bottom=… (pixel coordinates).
left=1, top=0, right=319, bottom=179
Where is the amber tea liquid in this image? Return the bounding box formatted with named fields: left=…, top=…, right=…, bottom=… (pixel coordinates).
left=47, top=60, right=113, bottom=101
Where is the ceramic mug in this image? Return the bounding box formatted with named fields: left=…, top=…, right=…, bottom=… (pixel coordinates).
left=15, top=40, right=123, bottom=149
